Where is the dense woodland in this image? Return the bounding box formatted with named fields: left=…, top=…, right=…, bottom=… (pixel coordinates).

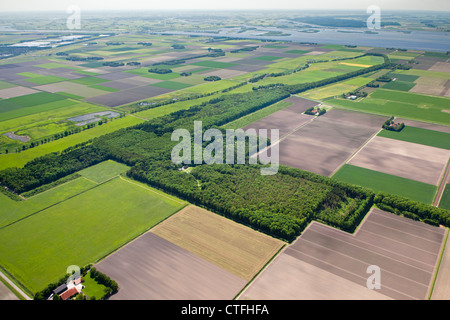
left=1, top=52, right=448, bottom=241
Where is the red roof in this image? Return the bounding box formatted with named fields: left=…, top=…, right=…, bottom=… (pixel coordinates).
left=60, top=287, right=79, bottom=300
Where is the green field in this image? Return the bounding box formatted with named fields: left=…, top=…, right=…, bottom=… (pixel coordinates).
left=381, top=81, right=416, bottom=92
left=190, top=60, right=238, bottom=69
left=390, top=73, right=420, bottom=82
left=332, top=164, right=437, bottom=204
left=0, top=100, right=105, bottom=135
left=300, top=76, right=372, bottom=100
left=377, top=126, right=450, bottom=150
left=23, top=75, right=69, bottom=85
left=0, top=177, right=97, bottom=228
left=285, top=50, right=311, bottom=55
left=0, top=92, right=68, bottom=112
left=0, top=115, right=145, bottom=171
left=150, top=80, right=193, bottom=90
left=329, top=89, right=450, bottom=125
left=82, top=271, right=109, bottom=300
left=78, top=160, right=130, bottom=183
left=440, top=184, right=450, bottom=210
left=0, top=162, right=185, bottom=294
left=253, top=55, right=284, bottom=61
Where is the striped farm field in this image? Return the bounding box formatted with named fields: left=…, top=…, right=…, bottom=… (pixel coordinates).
left=151, top=205, right=285, bottom=281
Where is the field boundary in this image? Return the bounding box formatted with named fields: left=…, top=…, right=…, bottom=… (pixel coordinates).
left=434, top=158, right=450, bottom=207
left=0, top=269, right=32, bottom=300
left=427, top=227, right=449, bottom=299
left=330, top=127, right=382, bottom=178
left=234, top=243, right=287, bottom=300
left=118, top=175, right=186, bottom=205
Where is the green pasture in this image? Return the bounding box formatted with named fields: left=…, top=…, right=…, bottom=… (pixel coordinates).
left=329, top=89, right=450, bottom=125
left=0, top=116, right=145, bottom=171
left=377, top=126, right=450, bottom=150
left=440, top=184, right=450, bottom=210
left=78, top=160, right=130, bottom=183
left=0, top=81, right=16, bottom=90
left=0, top=100, right=105, bottom=134
left=252, top=56, right=284, bottom=61
left=332, top=164, right=437, bottom=204
left=285, top=50, right=311, bottom=55
left=0, top=172, right=185, bottom=294
left=0, top=177, right=97, bottom=228
left=150, top=81, right=193, bottom=90
left=381, top=81, right=416, bottom=91
left=190, top=60, right=238, bottom=69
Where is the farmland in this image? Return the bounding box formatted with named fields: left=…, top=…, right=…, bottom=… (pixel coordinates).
left=0, top=161, right=185, bottom=294
left=329, top=89, right=450, bottom=125
left=0, top=10, right=449, bottom=303
left=239, top=208, right=446, bottom=300
left=333, top=164, right=437, bottom=204
left=95, top=204, right=285, bottom=299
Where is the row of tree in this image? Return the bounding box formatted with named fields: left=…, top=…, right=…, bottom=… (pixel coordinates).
left=374, top=193, right=450, bottom=227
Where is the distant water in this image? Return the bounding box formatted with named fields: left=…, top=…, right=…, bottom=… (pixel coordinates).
left=168, top=27, right=450, bottom=52
left=1, top=23, right=448, bottom=52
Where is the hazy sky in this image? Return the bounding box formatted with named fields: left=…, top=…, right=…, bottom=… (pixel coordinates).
left=1, top=0, right=449, bottom=12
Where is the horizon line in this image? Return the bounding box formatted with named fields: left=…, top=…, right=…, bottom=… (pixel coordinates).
left=1, top=8, right=450, bottom=13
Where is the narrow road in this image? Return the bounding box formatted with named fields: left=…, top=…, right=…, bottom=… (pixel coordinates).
left=434, top=158, right=450, bottom=207
left=0, top=270, right=32, bottom=300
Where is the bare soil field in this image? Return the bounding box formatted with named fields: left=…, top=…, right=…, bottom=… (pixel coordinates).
left=86, top=86, right=173, bottom=107
left=412, top=56, right=441, bottom=70
left=285, top=96, right=320, bottom=112
left=243, top=111, right=313, bottom=139
left=95, top=232, right=247, bottom=300
left=32, top=84, right=65, bottom=93
left=429, top=61, right=450, bottom=73
left=348, top=136, right=450, bottom=185
left=239, top=209, right=446, bottom=300
left=118, top=76, right=163, bottom=86
left=55, top=81, right=112, bottom=98
left=242, top=96, right=318, bottom=139
left=151, top=205, right=285, bottom=281
left=394, top=118, right=450, bottom=134
left=0, top=281, right=18, bottom=300
left=275, top=109, right=386, bottom=176
left=410, top=77, right=449, bottom=97
left=96, top=72, right=136, bottom=81
left=0, top=86, right=38, bottom=99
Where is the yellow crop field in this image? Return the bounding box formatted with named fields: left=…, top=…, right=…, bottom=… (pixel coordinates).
left=151, top=205, right=286, bottom=281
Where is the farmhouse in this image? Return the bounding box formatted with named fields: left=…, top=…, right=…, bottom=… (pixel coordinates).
left=51, top=276, right=83, bottom=300
left=60, top=287, right=80, bottom=300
